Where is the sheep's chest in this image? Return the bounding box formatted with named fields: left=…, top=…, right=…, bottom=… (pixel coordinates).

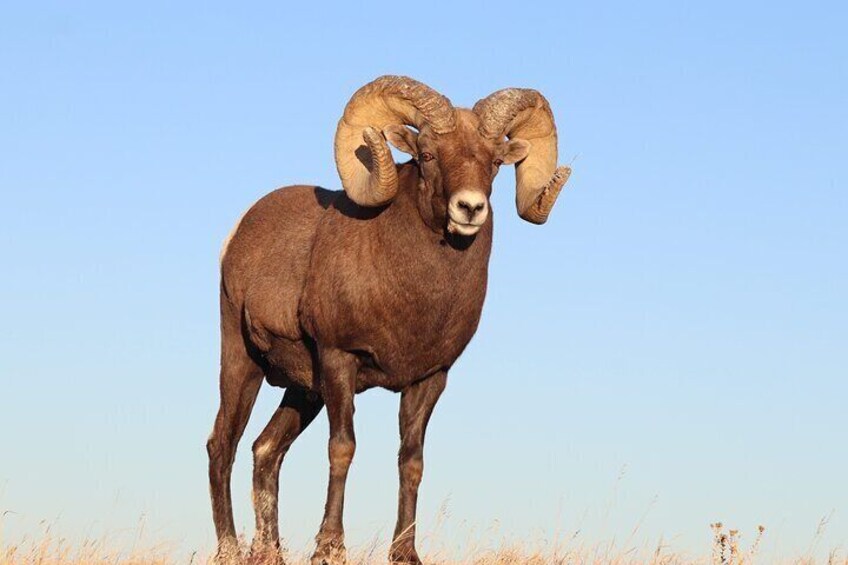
left=301, top=223, right=491, bottom=390
left=352, top=277, right=486, bottom=391
left=380, top=264, right=486, bottom=372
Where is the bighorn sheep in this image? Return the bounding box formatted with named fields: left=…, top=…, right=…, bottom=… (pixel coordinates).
left=208, top=76, right=571, bottom=565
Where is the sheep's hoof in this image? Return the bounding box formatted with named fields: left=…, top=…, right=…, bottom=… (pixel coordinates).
left=389, top=545, right=423, bottom=565
left=213, top=541, right=244, bottom=565
left=310, top=538, right=346, bottom=565
left=247, top=542, right=285, bottom=565
left=390, top=557, right=423, bottom=565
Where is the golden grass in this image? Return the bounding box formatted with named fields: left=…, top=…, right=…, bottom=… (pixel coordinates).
left=2, top=522, right=846, bottom=565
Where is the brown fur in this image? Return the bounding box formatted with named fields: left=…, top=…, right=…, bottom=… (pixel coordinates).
left=208, top=109, right=546, bottom=565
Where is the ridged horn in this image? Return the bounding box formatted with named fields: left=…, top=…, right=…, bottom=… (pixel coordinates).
left=473, top=89, right=571, bottom=224
left=335, top=76, right=456, bottom=207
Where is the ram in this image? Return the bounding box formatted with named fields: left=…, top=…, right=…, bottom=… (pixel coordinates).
left=208, top=76, right=572, bottom=565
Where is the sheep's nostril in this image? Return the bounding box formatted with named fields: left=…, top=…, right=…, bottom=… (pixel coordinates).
left=457, top=200, right=485, bottom=220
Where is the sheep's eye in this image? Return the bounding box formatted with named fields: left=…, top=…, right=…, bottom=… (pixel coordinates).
left=493, top=158, right=504, bottom=167
left=420, top=152, right=435, bottom=162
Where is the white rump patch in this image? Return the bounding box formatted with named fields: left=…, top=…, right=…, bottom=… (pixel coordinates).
left=219, top=199, right=259, bottom=266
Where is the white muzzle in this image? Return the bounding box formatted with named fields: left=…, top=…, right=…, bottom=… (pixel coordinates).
left=447, top=189, right=489, bottom=236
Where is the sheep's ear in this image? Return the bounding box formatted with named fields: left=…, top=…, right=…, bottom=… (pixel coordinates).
left=501, top=138, right=531, bottom=165
left=384, top=125, right=419, bottom=157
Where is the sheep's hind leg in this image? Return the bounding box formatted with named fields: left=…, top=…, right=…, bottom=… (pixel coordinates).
left=389, top=371, right=447, bottom=565
left=249, top=386, right=324, bottom=564
left=311, top=347, right=358, bottom=565
left=208, top=305, right=264, bottom=564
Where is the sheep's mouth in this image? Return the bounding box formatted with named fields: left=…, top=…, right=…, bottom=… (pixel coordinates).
left=446, top=218, right=483, bottom=236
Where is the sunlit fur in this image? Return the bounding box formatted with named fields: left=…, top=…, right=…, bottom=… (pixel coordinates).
left=209, top=106, right=552, bottom=565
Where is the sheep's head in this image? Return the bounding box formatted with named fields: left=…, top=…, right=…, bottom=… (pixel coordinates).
left=334, top=76, right=571, bottom=235
left=382, top=109, right=531, bottom=236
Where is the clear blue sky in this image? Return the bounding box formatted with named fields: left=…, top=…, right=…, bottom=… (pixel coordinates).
left=1, top=0, right=846, bottom=560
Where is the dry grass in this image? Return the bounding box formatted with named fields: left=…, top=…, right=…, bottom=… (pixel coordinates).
left=1, top=522, right=846, bottom=565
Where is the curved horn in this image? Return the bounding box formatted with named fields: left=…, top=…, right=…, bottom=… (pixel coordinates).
left=473, top=89, right=571, bottom=224
left=335, top=76, right=456, bottom=207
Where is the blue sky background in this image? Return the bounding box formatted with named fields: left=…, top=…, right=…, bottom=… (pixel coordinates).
left=1, top=0, right=846, bottom=560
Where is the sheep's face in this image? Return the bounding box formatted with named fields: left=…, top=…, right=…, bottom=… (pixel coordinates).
left=385, top=110, right=530, bottom=237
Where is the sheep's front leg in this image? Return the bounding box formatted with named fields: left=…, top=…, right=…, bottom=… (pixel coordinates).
left=312, top=347, right=358, bottom=565
left=389, top=371, right=447, bottom=565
